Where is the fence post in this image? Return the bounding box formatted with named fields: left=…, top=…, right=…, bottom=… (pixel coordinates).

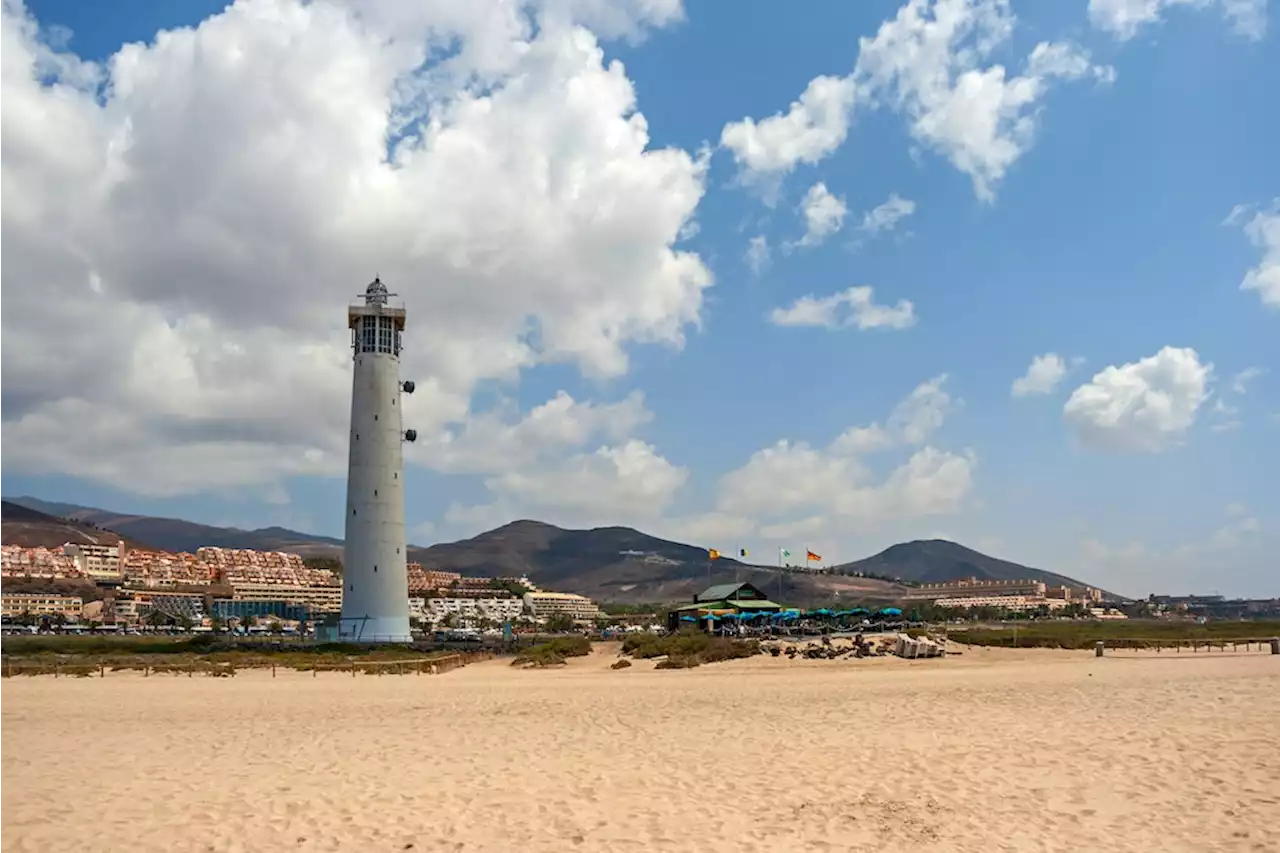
left=272, top=663, right=277, bottom=678
left=100, top=662, right=105, bottom=678
left=1270, top=638, right=1279, bottom=655
left=1094, top=641, right=1104, bottom=658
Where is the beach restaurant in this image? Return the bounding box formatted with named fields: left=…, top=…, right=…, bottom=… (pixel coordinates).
left=667, top=582, right=783, bottom=631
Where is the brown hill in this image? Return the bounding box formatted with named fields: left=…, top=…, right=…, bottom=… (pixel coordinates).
left=407, top=519, right=908, bottom=605
left=832, top=539, right=1118, bottom=598
left=0, top=501, right=153, bottom=550
left=5, top=497, right=341, bottom=556
left=4, top=497, right=1111, bottom=604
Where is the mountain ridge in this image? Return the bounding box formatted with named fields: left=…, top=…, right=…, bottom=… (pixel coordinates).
left=3, top=495, right=1110, bottom=603
left=833, top=538, right=1109, bottom=594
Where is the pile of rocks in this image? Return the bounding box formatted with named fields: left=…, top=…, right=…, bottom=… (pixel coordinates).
left=766, top=633, right=893, bottom=660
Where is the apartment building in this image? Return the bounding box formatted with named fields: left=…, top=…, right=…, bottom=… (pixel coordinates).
left=224, top=576, right=342, bottom=613
left=406, top=564, right=462, bottom=592
left=196, top=547, right=307, bottom=571
left=933, top=595, right=1068, bottom=612
left=2, top=593, right=84, bottom=620
left=523, top=591, right=601, bottom=623
left=125, top=589, right=206, bottom=620
left=62, top=542, right=124, bottom=580
left=902, top=578, right=1048, bottom=601
left=121, top=550, right=214, bottom=587
left=1045, top=585, right=1103, bottom=603
left=0, top=545, right=83, bottom=580
left=412, top=595, right=524, bottom=623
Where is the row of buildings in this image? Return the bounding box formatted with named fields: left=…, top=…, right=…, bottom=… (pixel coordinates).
left=0, top=542, right=601, bottom=629
left=899, top=577, right=1108, bottom=613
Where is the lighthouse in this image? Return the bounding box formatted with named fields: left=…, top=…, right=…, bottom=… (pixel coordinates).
left=340, top=276, right=415, bottom=642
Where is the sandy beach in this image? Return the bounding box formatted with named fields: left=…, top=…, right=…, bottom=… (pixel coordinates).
left=3, top=645, right=1278, bottom=853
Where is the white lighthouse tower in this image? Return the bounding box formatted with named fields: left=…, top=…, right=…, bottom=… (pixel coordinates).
left=340, top=276, right=416, bottom=642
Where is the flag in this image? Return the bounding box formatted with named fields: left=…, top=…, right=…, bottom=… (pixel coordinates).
left=708, top=549, right=721, bottom=560
left=739, top=548, right=749, bottom=558
left=806, top=550, right=822, bottom=562
left=780, top=548, right=791, bottom=558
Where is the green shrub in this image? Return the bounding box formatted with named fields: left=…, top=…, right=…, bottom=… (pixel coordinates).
left=511, top=636, right=591, bottom=667
left=946, top=620, right=1280, bottom=650
left=620, top=631, right=759, bottom=668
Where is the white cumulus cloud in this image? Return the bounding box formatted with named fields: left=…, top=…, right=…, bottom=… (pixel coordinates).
left=719, top=1, right=1113, bottom=202
left=859, top=193, right=917, bottom=234
left=1063, top=346, right=1213, bottom=452
left=1226, top=200, right=1280, bottom=309
left=795, top=182, right=848, bottom=247
left=1230, top=366, right=1265, bottom=394
left=0, top=0, right=711, bottom=499
left=769, top=286, right=917, bottom=331
left=719, top=74, right=858, bottom=184
left=661, top=375, right=970, bottom=550
left=1088, top=0, right=1268, bottom=42
left=1011, top=353, right=1068, bottom=397
left=745, top=235, right=771, bottom=274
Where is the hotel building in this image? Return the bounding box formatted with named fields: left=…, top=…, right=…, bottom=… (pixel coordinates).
left=523, top=591, right=601, bottom=623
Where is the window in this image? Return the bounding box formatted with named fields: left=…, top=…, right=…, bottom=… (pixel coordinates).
left=360, top=316, right=377, bottom=353
left=394, top=330, right=403, bottom=356
left=378, top=316, right=394, bottom=354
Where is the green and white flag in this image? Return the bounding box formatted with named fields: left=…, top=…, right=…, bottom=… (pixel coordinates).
left=779, top=548, right=791, bottom=558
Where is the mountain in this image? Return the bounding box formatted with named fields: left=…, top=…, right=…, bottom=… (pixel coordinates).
left=407, top=519, right=909, bottom=605
left=4, top=496, right=1110, bottom=604
left=832, top=539, right=1108, bottom=594
left=5, top=496, right=342, bottom=556
left=0, top=500, right=154, bottom=550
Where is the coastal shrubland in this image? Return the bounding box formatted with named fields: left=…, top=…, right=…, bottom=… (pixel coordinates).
left=621, top=631, right=760, bottom=669
left=0, top=634, right=477, bottom=676
left=947, top=619, right=1280, bottom=650
left=510, top=636, right=592, bottom=668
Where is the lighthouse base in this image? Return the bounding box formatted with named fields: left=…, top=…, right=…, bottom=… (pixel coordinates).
left=334, top=615, right=413, bottom=644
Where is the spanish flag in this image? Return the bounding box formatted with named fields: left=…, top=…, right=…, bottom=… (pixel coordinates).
left=806, top=550, right=822, bottom=562
left=708, top=549, right=721, bottom=560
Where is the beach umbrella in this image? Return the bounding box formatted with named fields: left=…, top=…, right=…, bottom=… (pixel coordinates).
left=879, top=607, right=903, bottom=616
left=680, top=615, right=697, bottom=622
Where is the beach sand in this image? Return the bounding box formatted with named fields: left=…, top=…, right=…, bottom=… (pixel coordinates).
left=3, top=644, right=1278, bottom=852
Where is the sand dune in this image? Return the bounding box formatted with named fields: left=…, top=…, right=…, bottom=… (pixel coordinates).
left=3, top=645, right=1278, bottom=852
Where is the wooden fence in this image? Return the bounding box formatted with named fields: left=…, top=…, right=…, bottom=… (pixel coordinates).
left=1, top=651, right=495, bottom=679
left=1095, top=637, right=1280, bottom=657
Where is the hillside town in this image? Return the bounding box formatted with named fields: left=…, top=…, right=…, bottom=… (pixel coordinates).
left=0, top=542, right=601, bottom=634
left=5, top=538, right=1276, bottom=635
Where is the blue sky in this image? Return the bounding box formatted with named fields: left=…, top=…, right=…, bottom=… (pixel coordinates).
left=2, top=0, right=1276, bottom=597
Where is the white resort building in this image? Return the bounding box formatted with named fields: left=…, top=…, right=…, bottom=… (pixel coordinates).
left=523, top=591, right=601, bottom=623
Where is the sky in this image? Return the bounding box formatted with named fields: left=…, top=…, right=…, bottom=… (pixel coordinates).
left=1, top=0, right=1277, bottom=598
